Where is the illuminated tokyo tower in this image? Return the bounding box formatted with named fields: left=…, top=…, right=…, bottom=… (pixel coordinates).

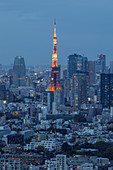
left=47, top=20, right=63, bottom=92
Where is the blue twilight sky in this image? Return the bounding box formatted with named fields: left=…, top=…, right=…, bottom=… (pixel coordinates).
left=0, top=0, right=113, bottom=66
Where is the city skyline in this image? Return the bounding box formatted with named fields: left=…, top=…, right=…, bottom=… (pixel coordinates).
left=1, top=1, right=113, bottom=169
left=0, top=0, right=113, bottom=65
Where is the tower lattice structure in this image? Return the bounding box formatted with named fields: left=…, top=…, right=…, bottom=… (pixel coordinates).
left=47, top=20, right=63, bottom=92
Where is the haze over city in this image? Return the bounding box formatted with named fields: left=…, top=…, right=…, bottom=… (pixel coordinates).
left=0, top=0, right=113, bottom=65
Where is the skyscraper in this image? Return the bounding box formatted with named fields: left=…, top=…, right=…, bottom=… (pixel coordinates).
left=42, top=91, right=54, bottom=113
left=0, top=83, right=14, bottom=102
left=54, top=89, right=64, bottom=110
left=83, top=57, right=88, bottom=72
left=0, top=64, right=2, bottom=75
left=88, top=61, right=95, bottom=85
left=13, top=56, right=26, bottom=87
left=110, top=61, right=113, bottom=73
left=95, top=54, right=106, bottom=83
left=47, top=20, right=62, bottom=92
left=101, top=73, right=113, bottom=109
left=64, top=78, right=71, bottom=104
left=67, top=54, right=77, bottom=79
left=98, top=54, right=106, bottom=73
left=71, top=72, right=89, bottom=109
left=67, top=54, right=88, bottom=78
left=63, top=68, right=67, bottom=80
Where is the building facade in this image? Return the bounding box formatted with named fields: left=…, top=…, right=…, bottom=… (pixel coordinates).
left=0, top=158, right=21, bottom=170
left=56, top=154, right=67, bottom=170
left=101, top=73, right=113, bottom=109
left=71, top=72, right=89, bottom=109
left=110, top=61, right=113, bottom=73
left=88, top=61, right=95, bottom=85
left=13, top=56, right=26, bottom=87
left=67, top=54, right=88, bottom=79
left=42, top=91, right=54, bottom=113
left=95, top=54, right=106, bottom=84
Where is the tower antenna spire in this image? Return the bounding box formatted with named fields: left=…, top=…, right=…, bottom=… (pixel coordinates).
left=54, top=18, right=56, bottom=25
left=52, top=18, right=58, bottom=67
left=47, top=20, right=63, bottom=92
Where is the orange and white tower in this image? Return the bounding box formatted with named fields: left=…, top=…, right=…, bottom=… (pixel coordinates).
left=47, top=20, right=63, bottom=92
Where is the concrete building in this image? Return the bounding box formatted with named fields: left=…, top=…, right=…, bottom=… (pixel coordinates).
left=3, top=133, right=24, bottom=144
left=77, top=163, right=93, bottom=170
left=0, top=125, right=11, bottom=137
left=0, top=158, right=21, bottom=170
left=56, top=154, right=67, bottom=170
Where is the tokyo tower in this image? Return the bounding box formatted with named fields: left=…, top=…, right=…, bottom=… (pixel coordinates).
left=47, top=20, right=63, bottom=92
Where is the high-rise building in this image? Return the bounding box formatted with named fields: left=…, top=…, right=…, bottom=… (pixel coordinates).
left=63, top=68, right=67, bottom=80
left=67, top=55, right=77, bottom=79
left=56, top=154, right=67, bottom=170
left=0, top=64, right=2, bottom=75
left=71, top=72, right=89, bottom=109
left=98, top=54, right=106, bottom=73
left=0, top=83, right=14, bottom=102
left=83, top=57, right=88, bottom=72
left=42, top=91, right=54, bottom=113
left=76, top=55, right=83, bottom=71
left=95, top=54, right=106, bottom=83
left=101, top=73, right=113, bottom=109
left=59, top=65, right=67, bottom=79
left=13, top=56, right=26, bottom=87
left=88, top=61, right=95, bottom=85
left=54, top=89, right=64, bottom=110
left=67, top=54, right=88, bottom=78
left=64, top=78, right=71, bottom=104
left=110, top=61, right=113, bottom=73
left=47, top=21, right=62, bottom=92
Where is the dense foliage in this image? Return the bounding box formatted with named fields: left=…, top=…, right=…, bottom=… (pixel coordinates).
left=61, top=141, right=113, bottom=160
